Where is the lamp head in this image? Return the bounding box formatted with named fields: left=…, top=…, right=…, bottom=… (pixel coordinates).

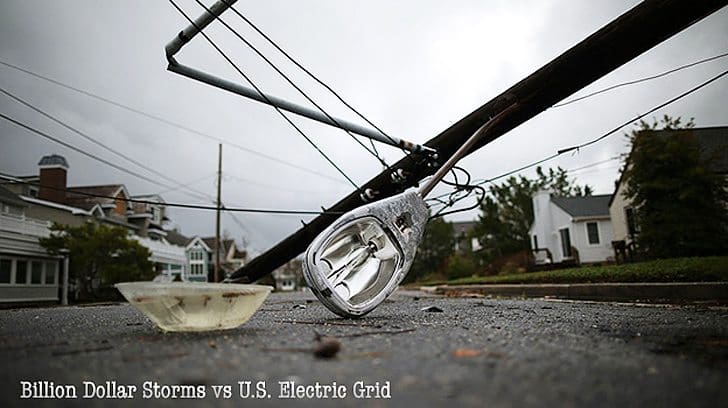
left=303, top=190, right=428, bottom=317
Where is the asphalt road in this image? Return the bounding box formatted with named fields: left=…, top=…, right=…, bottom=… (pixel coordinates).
left=1, top=290, right=726, bottom=407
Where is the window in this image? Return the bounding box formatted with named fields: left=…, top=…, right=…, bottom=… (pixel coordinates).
left=151, top=206, right=161, bottom=224
left=625, top=207, right=640, bottom=238
left=45, top=262, right=57, bottom=284
left=532, top=235, right=539, bottom=250
left=191, top=264, right=205, bottom=276
left=31, top=261, right=43, bottom=284
left=16, top=260, right=28, bottom=284
left=559, top=228, right=572, bottom=258
left=586, top=222, right=600, bottom=245
left=0, top=259, right=11, bottom=283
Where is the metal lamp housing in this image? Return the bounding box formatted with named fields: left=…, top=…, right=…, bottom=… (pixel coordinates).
left=303, top=190, right=428, bottom=317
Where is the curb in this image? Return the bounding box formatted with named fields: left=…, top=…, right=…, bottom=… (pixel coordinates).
left=426, top=282, right=728, bottom=304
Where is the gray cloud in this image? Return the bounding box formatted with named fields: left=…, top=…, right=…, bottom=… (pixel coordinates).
left=1, top=0, right=726, bottom=253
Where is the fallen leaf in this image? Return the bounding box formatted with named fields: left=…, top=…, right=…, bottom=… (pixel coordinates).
left=452, top=348, right=482, bottom=358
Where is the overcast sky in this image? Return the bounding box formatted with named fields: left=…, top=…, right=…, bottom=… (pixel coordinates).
left=1, top=1, right=726, bottom=255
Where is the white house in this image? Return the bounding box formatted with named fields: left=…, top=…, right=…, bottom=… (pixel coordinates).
left=0, top=186, right=63, bottom=303
left=529, top=191, right=614, bottom=264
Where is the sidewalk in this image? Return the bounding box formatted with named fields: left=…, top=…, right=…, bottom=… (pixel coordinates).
left=423, top=282, right=728, bottom=304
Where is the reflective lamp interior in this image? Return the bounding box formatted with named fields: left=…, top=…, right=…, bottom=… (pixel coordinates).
left=316, top=217, right=402, bottom=306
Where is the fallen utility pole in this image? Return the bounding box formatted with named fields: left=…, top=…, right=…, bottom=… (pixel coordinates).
left=228, top=0, right=726, bottom=283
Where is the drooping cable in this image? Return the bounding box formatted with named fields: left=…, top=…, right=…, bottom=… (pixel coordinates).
left=193, top=0, right=389, bottom=168
left=168, top=0, right=359, bottom=190
left=553, top=51, right=728, bottom=108
left=0, top=174, right=343, bottom=216
left=1, top=87, right=211, bottom=201
left=221, top=0, right=412, bottom=158
left=425, top=67, right=728, bottom=213
left=0, top=59, right=349, bottom=185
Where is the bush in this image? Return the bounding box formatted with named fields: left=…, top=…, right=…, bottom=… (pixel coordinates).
left=446, top=254, right=478, bottom=280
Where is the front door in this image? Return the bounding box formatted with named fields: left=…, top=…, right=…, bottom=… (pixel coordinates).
left=559, top=228, right=572, bottom=258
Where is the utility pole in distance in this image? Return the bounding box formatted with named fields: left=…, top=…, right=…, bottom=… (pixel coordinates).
left=215, top=143, right=222, bottom=283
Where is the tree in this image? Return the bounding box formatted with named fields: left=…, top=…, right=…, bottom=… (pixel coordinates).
left=40, top=223, right=154, bottom=300
left=473, top=166, right=592, bottom=265
left=405, top=216, right=455, bottom=282
left=622, top=116, right=728, bottom=258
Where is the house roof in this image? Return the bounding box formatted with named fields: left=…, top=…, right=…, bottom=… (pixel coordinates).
left=64, top=184, right=127, bottom=210
left=166, top=229, right=192, bottom=246
left=202, top=237, right=235, bottom=253
left=0, top=185, right=27, bottom=207
left=551, top=194, right=612, bottom=218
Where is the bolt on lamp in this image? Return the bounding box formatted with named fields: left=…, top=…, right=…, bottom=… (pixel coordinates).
left=303, top=104, right=517, bottom=317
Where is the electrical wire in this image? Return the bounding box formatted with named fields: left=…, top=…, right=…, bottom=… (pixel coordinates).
left=553, top=51, right=728, bottom=107
left=0, top=59, right=350, bottom=185
left=425, top=165, right=487, bottom=219
left=168, top=0, right=359, bottom=190
left=0, top=112, right=199, bottom=193
left=476, top=67, right=728, bottom=187
left=155, top=173, right=218, bottom=195
left=0, top=87, right=212, bottom=202
left=0, top=174, right=343, bottom=215
left=221, top=0, right=411, bottom=158
left=193, top=0, right=389, bottom=169
left=426, top=67, right=728, bottom=212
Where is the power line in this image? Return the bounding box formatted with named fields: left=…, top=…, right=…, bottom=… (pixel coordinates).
left=0, top=112, right=192, bottom=192
left=0, top=88, right=308, bottom=244
left=224, top=172, right=339, bottom=195
left=0, top=59, right=350, bottom=185
left=156, top=173, right=218, bottom=195
left=1, top=87, right=211, bottom=202
left=553, top=51, right=728, bottom=107
left=222, top=0, right=410, bottom=158
left=565, top=156, right=620, bottom=173
left=168, top=0, right=359, bottom=190
left=428, top=67, right=728, bottom=205
left=0, top=174, right=344, bottom=215
left=192, top=0, right=389, bottom=168
left=478, top=67, right=728, bottom=186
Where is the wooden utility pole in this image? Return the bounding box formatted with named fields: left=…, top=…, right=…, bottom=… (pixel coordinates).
left=229, top=0, right=727, bottom=283
left=215, top=143, right=222, bottom=283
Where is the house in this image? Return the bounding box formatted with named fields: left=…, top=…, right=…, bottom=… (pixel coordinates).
left=610, top=126, right=728, bottom=250
left=451, top=221, right=482, bottom=253
left=165, top=232, right=248, bottom=283
left=272, top=259, right=302, bottom=291
left=1, top=154, right=188, bottom=301
left=201, top=237, right=247, bottom=280
left=529, top=191, right=614, bottom=264
left=0, top=185, right=64, bottom=304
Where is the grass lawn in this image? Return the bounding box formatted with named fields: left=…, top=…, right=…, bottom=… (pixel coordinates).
left=419, top=256, right=728, bottom=286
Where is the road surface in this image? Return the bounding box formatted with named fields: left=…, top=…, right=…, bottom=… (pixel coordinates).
left=1, top=290, right=726, bottom=407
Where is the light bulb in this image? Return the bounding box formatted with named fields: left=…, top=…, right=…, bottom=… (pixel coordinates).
left=303, top=190, right=428, bottom=317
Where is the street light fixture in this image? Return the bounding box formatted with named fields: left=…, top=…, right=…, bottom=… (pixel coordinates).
left=303, top=105, right=518, bottom=317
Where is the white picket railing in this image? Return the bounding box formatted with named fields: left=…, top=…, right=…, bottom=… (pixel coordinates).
left=0, top=213, right=51, bottom=238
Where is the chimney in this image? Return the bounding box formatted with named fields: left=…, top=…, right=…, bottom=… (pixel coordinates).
left=38, top=154, right=69, bottom=203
